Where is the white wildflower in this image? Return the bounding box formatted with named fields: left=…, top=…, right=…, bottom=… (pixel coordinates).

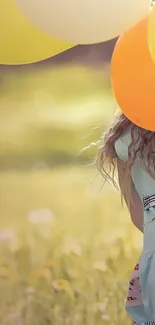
left=93, top=299, right=108, bottom=313
left=25, top=286, right=35, bottom=295
left=101, top=314, right=110, bottom=321
left=28, top=208, right=55, bottom=225
left=0, top=229, right=16, bottom=248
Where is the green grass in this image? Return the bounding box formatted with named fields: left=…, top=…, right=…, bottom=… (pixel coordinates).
left=0, top=167, right=142, bottom=325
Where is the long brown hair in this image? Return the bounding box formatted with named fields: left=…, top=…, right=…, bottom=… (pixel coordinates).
left=96, top=111, right=155, bottom=190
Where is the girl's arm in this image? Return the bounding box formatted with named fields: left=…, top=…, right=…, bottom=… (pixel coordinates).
left=117, top=158, right=143, bottom=233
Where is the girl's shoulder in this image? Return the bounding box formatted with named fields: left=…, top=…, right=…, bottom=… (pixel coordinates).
left=114, top=127, right=132, bottom=162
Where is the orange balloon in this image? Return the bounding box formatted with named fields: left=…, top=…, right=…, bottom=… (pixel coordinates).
left=111, top=16, right=155, bottom=131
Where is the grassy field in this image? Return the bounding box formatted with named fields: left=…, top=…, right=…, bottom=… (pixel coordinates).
left=0, top=64, right=142, bottom=324
left=0, top=167, right=142, bottom=325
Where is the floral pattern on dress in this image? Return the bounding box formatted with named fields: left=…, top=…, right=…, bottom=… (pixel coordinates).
left=126, top=263, right=155, bottom=324
left=126, top=263, right=142, bottom=306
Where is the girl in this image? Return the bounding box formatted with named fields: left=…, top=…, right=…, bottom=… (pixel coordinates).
left=96, top=111, right=155, bottom=325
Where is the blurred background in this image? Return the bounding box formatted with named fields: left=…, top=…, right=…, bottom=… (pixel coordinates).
left=0, top=40, right=142, bottom=325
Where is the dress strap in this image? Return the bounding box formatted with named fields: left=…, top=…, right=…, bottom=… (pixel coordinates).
left=133, top=321, right=155, bottom=325
left=143, top=195, right=155, bottom=210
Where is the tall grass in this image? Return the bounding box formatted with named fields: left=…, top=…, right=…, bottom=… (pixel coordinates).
left=0, top=167, right=141, bottom=325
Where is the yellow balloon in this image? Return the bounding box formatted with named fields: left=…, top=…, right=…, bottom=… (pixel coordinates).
left=148, top=5, right=155, bottom=62
left=14, top=0, right=150, bottom=44
left=0, top=0, right=74, bottom=65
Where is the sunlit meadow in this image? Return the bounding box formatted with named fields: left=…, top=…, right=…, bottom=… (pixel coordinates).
left=0, top=65, right=142, bottom=325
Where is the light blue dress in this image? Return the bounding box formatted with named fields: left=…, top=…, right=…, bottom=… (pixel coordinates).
left=115, top=129, right=155, bottom=325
